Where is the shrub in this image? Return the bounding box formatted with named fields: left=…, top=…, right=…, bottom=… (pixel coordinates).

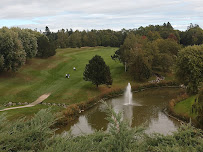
left=1, top=103, right=202, bottom=151
left=0, top=109, right=56, bottom=151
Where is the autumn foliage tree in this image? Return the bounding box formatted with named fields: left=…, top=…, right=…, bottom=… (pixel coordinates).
left=83, top=55, right=112, bottom=87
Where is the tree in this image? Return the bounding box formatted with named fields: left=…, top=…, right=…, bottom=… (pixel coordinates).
left=0, top=27, right=26, bottom=72
left=144, top=39, right=180, bottom=72
left=57, top=29, right=69, bottom=48
left=86, top=30, right=98, bottom=47
left=119, top=33, right=144, bottom=64
left=81, top=30, right=88, bottom=46
left=45, top=26, right=51, bottom=36
left=192, top=87, right=203, bottom=129
left=146, top=31, right=161, bottom=41
left=100, top=30, right=112, bottom=47
left=168, top=33, right=178, bottom=42
left=83, top=55, right=112, bottom=87
left=129, top=50, right=151, bottom=80
left=11, top=27, right=38, bottom=59
left=159, top=53, right=173, bottom=72
left=166, top=22, right=173, bottom=29
left=69, top=30, right=81, bottom=48
left=175, top=45, right=203, bottom=94
left=155, top=38, right=181, bottom=55
left=0, top=55, right=4, bottom=70
left=180, top=26, right=203, bottom=46
left=36, top=35, right=56, bottom=58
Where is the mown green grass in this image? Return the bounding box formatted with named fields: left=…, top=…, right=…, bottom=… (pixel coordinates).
left=0, top=47, right=137, bottom=118
left=174, top=95, right=198, bottom=118
left=0, top=47, right=114, bottom=104
left=2, top=105, right=64, bottom=121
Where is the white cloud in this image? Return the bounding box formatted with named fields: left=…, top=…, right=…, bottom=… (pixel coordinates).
left=0, top=0, right=202, bottom=31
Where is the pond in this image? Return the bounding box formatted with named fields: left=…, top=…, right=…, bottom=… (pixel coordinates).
left=57, top=88, right=183, bottom=135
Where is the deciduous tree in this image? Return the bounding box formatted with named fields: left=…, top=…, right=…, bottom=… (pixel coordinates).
left=0, top=27, right=26, bottom=71
left=11, top=27, right=38, bottom=58
left=57, top=29, right=69, bottom=48
left=175, top=45, right=203, bottom=94
left=0, top=55, right=4, bottom=70
left=69, top=30, right=81, bottom=48
left=129, top=51, right=151, bottom=80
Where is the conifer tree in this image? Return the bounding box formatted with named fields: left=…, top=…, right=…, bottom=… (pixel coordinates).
left=83, top=55, right=112, bottom=87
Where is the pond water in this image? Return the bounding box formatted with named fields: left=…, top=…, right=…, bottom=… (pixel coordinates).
left=57, top=88, right=183, bottom=135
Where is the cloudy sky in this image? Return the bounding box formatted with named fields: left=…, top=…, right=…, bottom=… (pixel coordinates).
left=0, top=0, right=202, bottom=32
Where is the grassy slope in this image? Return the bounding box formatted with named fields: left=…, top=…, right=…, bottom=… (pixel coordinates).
left=0, top=47, right=136, bottom=118
left=174, top=95, right=198, bottom=118
left=1, top=105, right=63, bottom=120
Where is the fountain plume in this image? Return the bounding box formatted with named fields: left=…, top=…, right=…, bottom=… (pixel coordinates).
left=125, top=83, right=132, bottom=105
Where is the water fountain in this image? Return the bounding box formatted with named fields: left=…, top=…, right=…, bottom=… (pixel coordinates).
left=58, top=86, right=182, bottom=135
left=124, top=83, right=133, bottom=105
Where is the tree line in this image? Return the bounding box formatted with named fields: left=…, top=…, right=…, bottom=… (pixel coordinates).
left=0, top=27, right=56, bottom=72
left=1, top=22, right=202, bottom=72
left=111, top=26, right=203, bottom=95
left=111, top=32, right=181, bottom=80
left=45, top=22, right=203, bottom=48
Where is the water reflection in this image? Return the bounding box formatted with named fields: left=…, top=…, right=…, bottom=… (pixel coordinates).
left=123, top=105, right=133, bottom=126
left=86, top=106, right=108, bottom=131
left=69, top=116, right=94, bottom=136
left=58, top=88, right=184, bottom=135
left=145, top=112, right=180, bottom=134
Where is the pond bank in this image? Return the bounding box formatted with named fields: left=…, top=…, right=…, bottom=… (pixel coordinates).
left=167, top=94, right=200, bottom=128
left=57, top=87, right=185, bottom=135
left=56, top=81, right=182, bottom=127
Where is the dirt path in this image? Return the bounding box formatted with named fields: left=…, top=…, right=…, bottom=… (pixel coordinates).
left=0, top=93, right=51, bottom=112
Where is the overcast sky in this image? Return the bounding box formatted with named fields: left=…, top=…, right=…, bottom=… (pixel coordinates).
left=0, top=0, right=202, bottom=32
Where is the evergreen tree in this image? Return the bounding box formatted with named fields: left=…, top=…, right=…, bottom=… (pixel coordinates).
left=83, top=55, right=112, bottom=87
left=36, top=35, right=56, bottom=58
left=166, top=22, right=173, bottom=29
left=45, top=26, right=51, bottom=36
